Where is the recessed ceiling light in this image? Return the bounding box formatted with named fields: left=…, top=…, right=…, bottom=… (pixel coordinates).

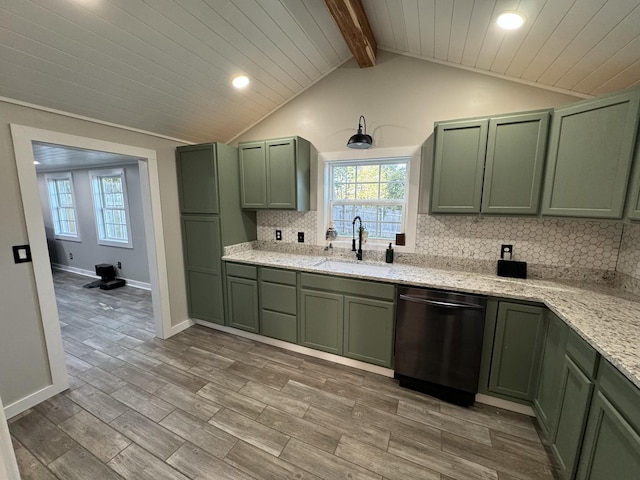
left=33, top=161, right=41, bottom=165
left=497, top=12, right=525, bottom=30
left=232, top=75, right=250, bottom=89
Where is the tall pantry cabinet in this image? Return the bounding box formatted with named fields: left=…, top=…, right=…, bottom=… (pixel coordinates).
left=176, top=143, right=256, bottom=325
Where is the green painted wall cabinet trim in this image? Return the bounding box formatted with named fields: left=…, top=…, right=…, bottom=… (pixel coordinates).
left=239, top=136, right=311, bottom=211
left=542, top=90, right=640, bottom=219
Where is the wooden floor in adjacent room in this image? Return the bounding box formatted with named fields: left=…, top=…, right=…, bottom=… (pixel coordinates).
left=9, top=270, right=558, bottom=480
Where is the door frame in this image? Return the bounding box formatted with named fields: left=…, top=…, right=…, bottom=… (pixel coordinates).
left=8, top=124, right=173, bottom=417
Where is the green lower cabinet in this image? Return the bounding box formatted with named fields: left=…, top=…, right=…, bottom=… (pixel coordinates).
left=487, top=302, right=546, bottom=401
left=576, top=391, right=640, bottom=479
left=551, top=356, right=595, bottom=479
left=186, top=270, right=224, bottom=325
left=226, top=276, right=259, bottom=333
left=299, top=289, right=343, bottom=355
left=261, top=310, right=297, bottom=344
left=534, top=312, right=570, bottom=439
left=260, top=279, right=298, bottom=343
left=343, top=296, right=394, bottom=368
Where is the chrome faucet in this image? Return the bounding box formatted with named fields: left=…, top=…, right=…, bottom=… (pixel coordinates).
left=352, top=216, right=363, bottom=261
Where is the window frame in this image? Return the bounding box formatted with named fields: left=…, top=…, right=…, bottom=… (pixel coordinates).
left=44, top=172, right=81, bottom=242
left=328, top=158, right=409, bottom=242
left=89, top=168, right=133, bottom=249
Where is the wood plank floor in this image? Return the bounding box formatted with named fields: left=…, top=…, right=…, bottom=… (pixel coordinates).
left=9, top=270, right=558, bottom=479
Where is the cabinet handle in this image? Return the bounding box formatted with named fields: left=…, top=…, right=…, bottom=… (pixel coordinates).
left=399, top=294, right=485, bottom=310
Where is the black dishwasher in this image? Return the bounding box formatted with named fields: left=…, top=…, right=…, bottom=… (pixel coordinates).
left=394, top=286, right=487, bottom=406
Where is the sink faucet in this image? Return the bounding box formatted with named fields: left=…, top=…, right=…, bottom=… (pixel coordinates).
left=352, top=216, right=363, bottom=261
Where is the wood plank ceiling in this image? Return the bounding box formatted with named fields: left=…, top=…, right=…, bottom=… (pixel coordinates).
left=1, top=1, right=639, bottom=144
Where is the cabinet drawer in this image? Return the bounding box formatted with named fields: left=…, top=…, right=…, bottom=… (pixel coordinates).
left=261, top=267, right=296, bottom=286
left=300, top=273, right=395, bottom=300
left=597, top=360, right=640, bottom=432
left=226, top=262, right=257, bottom=280
left=566, top=330, right=599, bottom=378
left=261, top=310, right=297, bottom=344
left=261, top=282, right=296, bottom=315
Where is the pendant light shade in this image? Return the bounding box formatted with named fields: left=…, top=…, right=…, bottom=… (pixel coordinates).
left=347, top=115, right=373, bottom=149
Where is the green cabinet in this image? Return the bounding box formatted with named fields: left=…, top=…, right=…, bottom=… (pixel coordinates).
left=534, top=312, right=570, bottom=439
left=624, top=133, right=640, bottom=220
left=239, top=136, right=311, bottom=211
left=481, top=301, right=547, bottom=402
left=552, top=355, right=595, bottom=479
left=481, top=111, right=550, bottom=215
left=226, top=263, right=259, bottom=333
left=260, top=267, right=298, bottom=343
left=176, top=143, right=256, bottom=325
left=542, top=91, right=640, bottom=219
left=576, top=361, right=640, bottom=479
left=299, top=289, right=344, bottom=355
left=431, top=119, right=487, bottom=214
left=344, top=296, right=395, bottom=367
left=430, top=111, right=550, bottom=215
left=299, top=273, right=395, bottom=367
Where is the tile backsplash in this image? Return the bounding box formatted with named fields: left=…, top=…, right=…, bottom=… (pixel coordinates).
left=256, top=211, right=634, bottom=284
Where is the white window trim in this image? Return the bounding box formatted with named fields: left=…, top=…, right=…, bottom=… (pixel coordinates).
left=328, top=158, right=409, bottom=241
left=44, top=172, right=81, bottom=242
left=317, top=146, right=420, bottom=253
left=89, top=168, right=133, bottom=249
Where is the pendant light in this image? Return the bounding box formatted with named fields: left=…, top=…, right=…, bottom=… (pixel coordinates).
left=347, top=115, right=373, bottom=149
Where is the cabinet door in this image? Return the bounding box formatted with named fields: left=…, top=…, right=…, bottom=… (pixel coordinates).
left=266, top=138, right=297, bottom=209
left=489, top=302, right=546, bottom=401
left=534, top=312, right=570, bottom=440
left=551, top=356, right=594, bottom=480
left=181, top=216, right=224, bottom=324
left=542, top=91, right=640, bottom=219
left=299, top=289, right=343, bottom=355
left=176, top=144, right=219, bottom=214
left=482, top=111, right=550, bottom=215
left=227, top=277, right=259, bottom=333
left=344, top=296, right=394, bottom=368
left=576, top=391, right=640, bottom=480
left=239, top=142, right=267, bottom=209
left=431, top=119, right=488, bottom=214
left=260, top=281, right=297, bottom=343
left=624, top=139, right=640, bottom=220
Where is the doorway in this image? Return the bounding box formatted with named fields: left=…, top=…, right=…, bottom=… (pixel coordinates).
left=9, top=124, right=173, bottom=416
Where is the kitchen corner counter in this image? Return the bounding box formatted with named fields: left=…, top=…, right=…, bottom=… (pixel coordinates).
left=223, top=249, right=640, bottom=390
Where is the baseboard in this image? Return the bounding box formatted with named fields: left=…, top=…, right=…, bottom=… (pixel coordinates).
left=4, top=381, right=69, bottom=419
left=475, top=393, right=535, bottom=416
left=52, top=263, right=151, bottom=290
left=194, top=320, right=394, bottom=378
left=164, top=318, right=194, bottom=339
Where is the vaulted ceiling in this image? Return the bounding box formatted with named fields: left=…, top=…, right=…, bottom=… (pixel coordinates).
left=2, top=1, right=639, bottom=144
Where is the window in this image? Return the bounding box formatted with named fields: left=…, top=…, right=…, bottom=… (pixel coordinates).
left=329, top=159, right=408, bottom=240
left=89, top=168, right=132, bottom=248
left=45, top=173, right=80, bottom=240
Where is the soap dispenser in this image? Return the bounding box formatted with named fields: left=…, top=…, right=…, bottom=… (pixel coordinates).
left=385, top=243, right=394, bottom=263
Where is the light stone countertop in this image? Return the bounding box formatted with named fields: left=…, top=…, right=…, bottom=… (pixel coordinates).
left=222, top=249, right=640, bottom=390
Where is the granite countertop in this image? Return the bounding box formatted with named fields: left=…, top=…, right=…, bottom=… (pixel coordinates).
left=222, top=249, right=640, bottom=390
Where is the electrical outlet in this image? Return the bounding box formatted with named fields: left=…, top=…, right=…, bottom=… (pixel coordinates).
left=297, top=232, right=304, bottom=243
left=69, top=252, right=73, bottom=260
left=117, top=261, right=122, bottom=269
left=501, top=244, right=513, bottom=259
left=275, top=230, right=282, bottom=241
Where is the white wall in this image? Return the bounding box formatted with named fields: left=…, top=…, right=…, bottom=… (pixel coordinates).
left=234, top=51, right=578, bottom=150
left=37, top=164, right=150, bottom=283
left=0, top=99, right=189, bottom=408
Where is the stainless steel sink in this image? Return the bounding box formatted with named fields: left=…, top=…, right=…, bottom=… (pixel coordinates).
left=313, top=259, right=392, bottom=277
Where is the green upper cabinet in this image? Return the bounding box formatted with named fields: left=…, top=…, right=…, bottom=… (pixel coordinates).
left=481, top=111, right=550, bottom=215
left=542, top=90, right=640, bottom=219
left=239, top=136, right=311, bottom=211
left=624, top=132, right=640, bottom=220
left=487, top=301, right=547, bottom=402
left=177, top=144, right=219, bottom=214
left=431, top=119, right=488, bottom=214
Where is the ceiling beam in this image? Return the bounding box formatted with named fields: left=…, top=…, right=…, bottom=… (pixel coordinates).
left=324, top=0, right=377, bottom=68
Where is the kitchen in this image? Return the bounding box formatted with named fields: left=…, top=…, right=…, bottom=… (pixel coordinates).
left=2, top=1, right=640, bottom=479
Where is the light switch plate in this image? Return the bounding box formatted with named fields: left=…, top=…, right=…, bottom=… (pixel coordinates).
left=13, top=245, right=32, bottom=263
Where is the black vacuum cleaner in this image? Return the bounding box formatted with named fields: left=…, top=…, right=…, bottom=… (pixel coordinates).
left=84, top=264, right=126, bottom=290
